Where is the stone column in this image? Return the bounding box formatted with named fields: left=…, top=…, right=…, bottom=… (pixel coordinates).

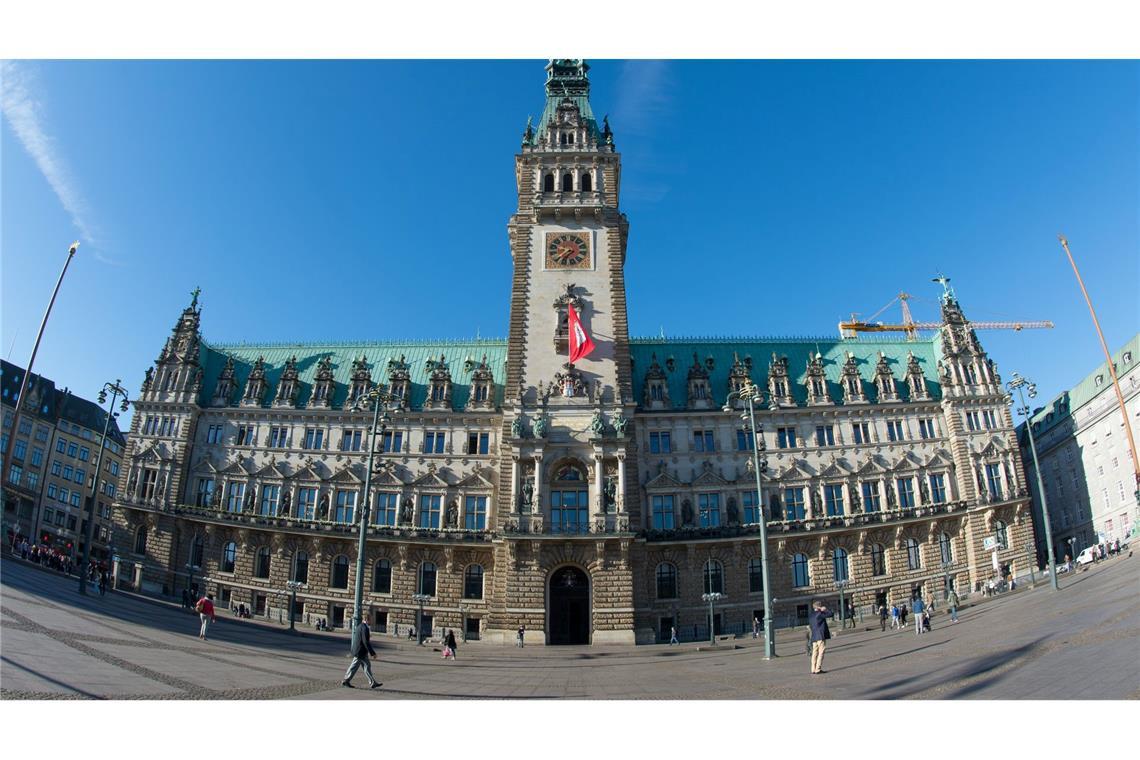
left=593, top=454, right=604, bottom=516
left=532, top=453, right=543, bottom=513
left=617, top=453, right=626, bottom=512
left=510, top=455, right=519, bottom=513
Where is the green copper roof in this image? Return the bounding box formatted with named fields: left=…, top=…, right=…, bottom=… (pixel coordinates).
left=630, top=336, right=943, bottom=409
left=198, top=339, right=507, bottom=411
left=529, top=59, right=601, bottom=144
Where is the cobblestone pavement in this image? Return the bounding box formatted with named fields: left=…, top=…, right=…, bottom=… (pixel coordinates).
left=2, top=553, right=1137, bottom=700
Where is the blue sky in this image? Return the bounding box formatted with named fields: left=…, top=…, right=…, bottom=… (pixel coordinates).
left=2, top=60, right=1137, bottom=425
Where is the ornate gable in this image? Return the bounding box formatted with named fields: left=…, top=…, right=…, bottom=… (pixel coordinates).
left=273, top=355, right=300, bottom=407
left=805, top=352, right=832, bottom=405
left=644, top=468, right=683, bottom=490
left=241, top=356, right=268, bottom=407
left=310, top=355, right=335, bottom=408
left=691, top=461, right=727, bottom=487
left=641, top=353, right=670, bottom=410
left=412, top=464, right=451, bottom=489
left=456, top=469, right=496, bottom=491
left=425, top=354, right=454, bottom=410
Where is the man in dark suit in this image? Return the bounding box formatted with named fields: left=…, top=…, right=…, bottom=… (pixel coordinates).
left=342, top=620, right=381, bottom=689
left=809, top=600, right=833, bottom=675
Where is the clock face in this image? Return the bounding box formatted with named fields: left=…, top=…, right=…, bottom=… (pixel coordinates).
left=545, top=232, right=590, bottom=269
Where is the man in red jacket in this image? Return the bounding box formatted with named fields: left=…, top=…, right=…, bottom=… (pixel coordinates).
left=195, top=593, right=216, bottom=640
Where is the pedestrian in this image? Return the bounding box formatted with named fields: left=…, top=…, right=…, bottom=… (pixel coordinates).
left=890, top=603, right=899, bottom=629
left=517, top=624, right=525, bottom=648
left=947, top=589, right=960, bottom=623
left=195, top=593, right=216, bottom=640
left=900, top=603, right=908, bottom=628
left=181, top=588, right=190, bottom=610
left=752, top=616, right=760, bottom=639
left=669, top=626, right=679, bottom=645
left=407, top=625, right=416, bottom=640
left=342, top=620, right=381, bottom=689
left=879, top=604, right=888, bottom=632
left=98, top=569, right=108, bottom=596
left=808, top=600, right=833, bottom=675
left=444, top=628, right=458, bottom=660
left=911, top=595, right=925, bottom=636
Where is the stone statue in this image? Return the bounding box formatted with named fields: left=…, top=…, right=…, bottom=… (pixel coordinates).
left=521, top=480, right=534, bottom=511
left=589, top=410, right=605, bottom=436
left=533, top=415, right=548, bottom=438
left=157, top=475, right=166, bottom=499
left=681, top=499, right=694, bottom=527
left=511, top=416, right=523, bottom=439
left=727, top=497, right=740, bottom=525
left=211, top=485, right=222, bottom=508
left=244, top=487, right=255, bottom=512
left=318, top=493, right=330, bottom=520
left=400, top=498, right=413, bottom=524
left=919, top=478, right=930, bottom=504
left=768, top=493, right=783, bottom=521
left=143, top=366, right=154, bottom=390
left=810, top=488, right=822, bottom=516
left=280, top=490, right=291, bottom=516
left=523, top=115, right=534, bottom=143
left=445, top=500, right=458, bottom=528
left=604, top=477, right=617, bottom=511
left=885, top=481, right=896, bottom=508
left=612, top=411, right=629, bottom=437
left=849, top=485, right=862, bottom=513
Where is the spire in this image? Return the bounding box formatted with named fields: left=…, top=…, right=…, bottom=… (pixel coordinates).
left=528, top=58, right=603, bottom=145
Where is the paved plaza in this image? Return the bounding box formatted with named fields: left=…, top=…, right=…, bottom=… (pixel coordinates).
left=1, top=554, right=1137, bottom=700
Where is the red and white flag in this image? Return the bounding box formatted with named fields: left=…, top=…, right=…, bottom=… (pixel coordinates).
left=567, top=304, right=596, bottom=364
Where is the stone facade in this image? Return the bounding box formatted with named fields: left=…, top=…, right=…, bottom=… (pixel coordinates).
left=110, top=59, right=1038, bottom=645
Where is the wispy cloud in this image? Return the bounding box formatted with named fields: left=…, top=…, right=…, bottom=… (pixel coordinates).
left=610, top=60, right=673, bottom=136
left=1, top=61, right=117, bottom=264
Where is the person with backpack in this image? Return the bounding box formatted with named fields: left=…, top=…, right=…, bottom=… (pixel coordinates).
left=195, top=593, right=216, bottom=640
left=911, top=595, right=926, bottom=636
left=342, top=620, right=381, bottom=689
left=946, top=589, right=960, bottom=623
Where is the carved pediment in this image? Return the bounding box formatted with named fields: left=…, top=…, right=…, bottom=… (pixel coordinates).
left=412, top=466, right=451, bottom=489
left=819, top=459, right=850, bottom=479
left=456, top=469, right=495, bottom=490
left=691, top=463, right=727, bottom=487
left=191, top=457, right=219, bottom=474
left=977, top=437, right=1007, bottom=457
left=856, top=456, right=888, bottom=475
left=924, top=449, right=955, bottom=467
left=775, top=459, right=815, bottom=480
left=291, top=461, right=326, bottom=482
left=329, top=465, right=364, bottom=484
left=371, top=466, right=406, bottom=487
left=644, top=469, right=683, bottom=490
left=254, top=458, right=291, bottom=479
left=219, top=457, right=254, bottom=476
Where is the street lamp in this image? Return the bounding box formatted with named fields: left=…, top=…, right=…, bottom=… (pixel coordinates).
left=723, top=377, right=776, bottom=658
left=78, top=379, right=130, bottom=595
left=1007, top=372, right=1058, bottom=591
left=940, top=560, right=953, bottom=600
left=701, top=592, right=723, bottom=646
left=1023, top=542, right=1036, bottom=585
left=459, top=603, right=469, bottom=643
left=349, top=385, right=396, bottom=634
left=835, top=579, right=850, bottom=630
left=412, top=593, right=430, bottom=644
left=286, top=580, right=303, bottom=632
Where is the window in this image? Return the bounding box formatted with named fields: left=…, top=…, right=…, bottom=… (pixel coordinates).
left=777, top=427, right=797, bottom=449
left=871, top=543, right=886, bottom=576
left=206, top=424, right=223, bottom=444
left=109, top=461, right=119, bottom=477
left=251, top=546, right=271, bottom=578
left=656, top=563, right=678, bottom=599
left=561, top=173, right=574, bottom=191
left=269, top=426, right=289, bottom=448
left=742, top=490, right=761, bottom=524
left=464, top=495, right=487, bottom=530
left=824, top=484, right=845, bottom=516
left=260, top=484, right=281, bottom=516
left=986, top=464, right=1003, bottom=500
left=303, top=428, right=324, bottom=450
left=792, top=552, right=810, bottom=587
left=905, top=538, right=922, bottom=570
left=886, top=420, right=905, bottom=442
left=692, top=430, right=715, bottom=452
left=35, top=425, right=49, bottom=442
left=372, top=559, right=392, bottom=593
left=63, top=465, right=73, bottom=480
left=784, top=487, right=806, bottom=521
left=550, top=486, right=588, bottom=535
left=918, top=418, right=936, bottom=439
left=56, top=437, right=67, bottom=454
left=423, top=431, right=446, bottom=454
left=736, top=429, right=755, bottom=451
left=939, top=533, right=953, bottom=564
left=651, top=494, right=674, bottom=530
left=897, top=477, right=915, bottom=509
left=330, top=555, right=350, bottom=588
left=983, top=410, right=998, bottom=429
left=833, top=548, right=849, bottom=583
left=78, top=446, right=90, bottom=462
left=67, top=442, right=78, bottom=457
left=419, top=494, right=442, bottom=529
left=382, top=430, right=403, bottom=453
left=543, top=172, right=554, bottom=192
left=292, top=551, right=309, bottom=584
left=226, top=482, right=245, bottom=512
left=929, top=473, right=946, bottom=504
left=472, top=383, right=489, bottom=403
left=581, top=172, right=592, bottom=192
left=25, top=470, right=39, bottom=491
left=340, top=429, right=362, bottom=452
left=334, top=489, right=356, bottom=523
left=51, top=460, right=62, bottom=476
left=59, top=487, right=69, bottom=503
left=134, top=526, right=147, bottom=555
left=47, top=483, right=57, bottom=499
left=862, top=481, right=881, bottom=512
left=70, top=492, right=81, bottom=507
left=10, top=440, right=27, bottom=462
left=467, top=432, right=490, bottom=455
left=463, top=565, right=484, bottom=599
left=236, top=425, right=253, bottom=446
left=196, top=479, right=215, bottom=507
left=994, top=520, right=1009, bottom=550
left=190, top=535, right=204, bottom=567
left=374, top=492, right=398, bottom=526
left=44, top=507, right=55, bottom=525
left=748, top=558, right=764, bottom=593
left=852, top=422, right=870, bottom=444
left=296, top=487, right=317, bottom=520
left=698, top=493, right=720, bottom=528
left=815, top=425, right=835, bottom=447
left=221, top=542, right=236, bottom=573
left=965, top=411, right=980, bottom=432
left=649, top=431, right=671, bottom=453
left=703, top=560, right=724, bottom=595
left=419, top=561, right=437, bottom=596
left=56, top=511, right=67, bottom=526
left=75, top=469, right=86, bottom=486
left=30, top=447, right=43, bottom=467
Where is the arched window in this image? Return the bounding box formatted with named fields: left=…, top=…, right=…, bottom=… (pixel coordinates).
left=419, top=561, right=437, bottom=596
left=792, top=553, right=810, bottom=588
left=221, top=541, right=237, bottom=574
left=995, top=520, right=1009, bottom=550
left=191, top=535, right=204, bottom=567
left=330, top=555, right=349, bottom=589
left=372, top=558, right=391, bottom=593
left=254, top=546, right=271, bottom=579
left=703, top=559, right=724, bottom=595
left=939, top=533, right=954, bottom=564
left=905, top=538, right=922, bottom=570
left=833, top=548, right=849, bottom=583
left=655, top=562, right=678, bottom=599
left=871, top=543, right=886, bottom=576
left=562, top=173, right=574, bottom=191
left=292, top=551, right=309, bottom=584
left=748, top=558, right=763, bottom=593
left=543, top=173, right=554, bottom=192
left=551, top=462, right=589, bottom=535
left=580, top=172, right=592, bottom=192
left=463, top=564, right=484, bottom=599
left=134, top=526, right=147, bottom=555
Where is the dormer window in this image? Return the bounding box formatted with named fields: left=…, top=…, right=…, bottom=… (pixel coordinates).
left=650, top=383, right=665, bottom=401
left=425, top=354, right=453, bottom=410
left=348, top=354, right=372, bottom=405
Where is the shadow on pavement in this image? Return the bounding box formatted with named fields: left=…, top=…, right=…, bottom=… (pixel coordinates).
left=854, top=638, right=1045, bottom=699
left=0, top=654, right=104, bottom=699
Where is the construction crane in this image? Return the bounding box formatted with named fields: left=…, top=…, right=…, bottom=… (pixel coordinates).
left=839, top=279, right=1054, bottom=341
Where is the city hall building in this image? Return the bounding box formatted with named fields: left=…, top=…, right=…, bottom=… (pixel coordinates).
left=111, top=60, right=1036, bottom=645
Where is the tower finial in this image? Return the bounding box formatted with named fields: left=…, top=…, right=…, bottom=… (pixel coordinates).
left=190, top=286, right=201, bottom=309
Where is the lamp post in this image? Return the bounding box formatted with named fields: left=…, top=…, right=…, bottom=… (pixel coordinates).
left=723, top=377, right=776, bottom=658
left=1066, top=537, right=1076, bottom=570
left=286, top=580, right=303, bottom=632
left=835, top=579, right=849, bottom=630
left=1024, top=542, right=1036, bottom=585
left=412, top=593, right=430, bottom=644
left=701, top=592, right=723, bottom=646
left=940, top=560, right=953, bottom=600
left=78, top=379, right=129, bottom=595
left=349, top=385, right=395, bottom=634
left=185, top=563, right=200, bottom=602
left=459, top=603, right=469, bottom=643
left=1007, top=373, right=1058, bottom=590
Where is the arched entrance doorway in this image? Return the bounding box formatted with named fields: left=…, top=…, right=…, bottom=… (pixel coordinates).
left=548, top=566, right=590, bottom=644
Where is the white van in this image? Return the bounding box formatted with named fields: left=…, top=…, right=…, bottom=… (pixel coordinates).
left=1075, top=546, right=1098, bottom=567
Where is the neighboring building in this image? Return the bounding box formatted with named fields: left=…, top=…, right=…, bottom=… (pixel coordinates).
left=2, top=360, right=126, bottom=560
left=111, top=60, right=1037, bottom=644
left=1018, top=333, right=1140, bottom=561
